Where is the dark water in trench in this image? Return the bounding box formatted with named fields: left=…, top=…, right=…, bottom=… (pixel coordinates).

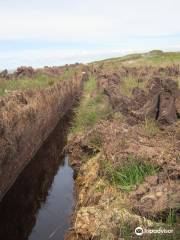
left=0, top=113, right=74, bottom=240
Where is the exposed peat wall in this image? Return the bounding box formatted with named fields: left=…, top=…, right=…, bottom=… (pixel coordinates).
left=0, top=74, right=83, bottom=201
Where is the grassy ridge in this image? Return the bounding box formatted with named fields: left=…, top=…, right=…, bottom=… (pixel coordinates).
left=92, top=51, right=180, bottom=67
left=70, top=75, right=112, bottom=133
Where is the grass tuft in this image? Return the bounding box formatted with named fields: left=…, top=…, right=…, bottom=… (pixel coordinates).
left=121, top=75, right=146, bottom=97
left=140, top=118, right=160, bottom=137
left=166, top=209, right=176, bottom=226
left=101, top=156, right=158, bottom=192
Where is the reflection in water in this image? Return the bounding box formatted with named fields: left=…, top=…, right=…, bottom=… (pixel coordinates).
left=0, top=113, right=74, bottom=240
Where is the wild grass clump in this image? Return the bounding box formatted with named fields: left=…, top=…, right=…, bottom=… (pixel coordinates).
left=166, top=209, right=177, bottom=226
left=140, top=118, right=160, bottom=137
left=70, top=75, right=112, bottom=133
left=121, top=75, right=146, bottom=97
left=84, top=74, right=97, bottom=93
left=101, top=156, right=158, bottom=192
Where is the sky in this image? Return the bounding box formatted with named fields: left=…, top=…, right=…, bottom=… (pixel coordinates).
left=0, top=0, right=180, bottom=69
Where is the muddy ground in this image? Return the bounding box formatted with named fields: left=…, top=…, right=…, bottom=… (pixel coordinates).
left=65, top=57, right=180, bottom=239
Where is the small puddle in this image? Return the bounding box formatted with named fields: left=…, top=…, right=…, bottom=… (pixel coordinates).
left=0, top=113, right=74, bottom=240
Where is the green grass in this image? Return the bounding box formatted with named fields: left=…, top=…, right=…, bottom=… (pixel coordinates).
left=92, top=53, right=143, bottom=65
left=84, top=74, right=97, bottom=93
left=121, top=75, right=147, bottom=97
left=0, top=64, right=84, bottom=96
left=0, top=73, right=60, bottom=96
left=166, top=209, right=177, bottom=226
left=101, top=156, right=158, bottom=191
left=70, top=75, right=112, bottom=133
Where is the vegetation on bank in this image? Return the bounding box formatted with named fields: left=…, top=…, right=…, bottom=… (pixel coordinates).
left=0, top=65, right=82, bottom=96
left=0, top=73, right=57, bottom=96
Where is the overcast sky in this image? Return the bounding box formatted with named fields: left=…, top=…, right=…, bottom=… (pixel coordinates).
left=0, top=0, right=180, bottom=69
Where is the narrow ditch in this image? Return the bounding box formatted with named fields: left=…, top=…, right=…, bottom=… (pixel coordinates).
left=0, top=111, right=75, bottom=240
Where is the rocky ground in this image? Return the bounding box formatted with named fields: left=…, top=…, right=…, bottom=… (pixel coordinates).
left=65, top=52, right=180, bottom=239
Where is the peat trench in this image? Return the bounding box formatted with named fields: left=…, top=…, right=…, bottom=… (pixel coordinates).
left=0, top=111, right=75, bottom=240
